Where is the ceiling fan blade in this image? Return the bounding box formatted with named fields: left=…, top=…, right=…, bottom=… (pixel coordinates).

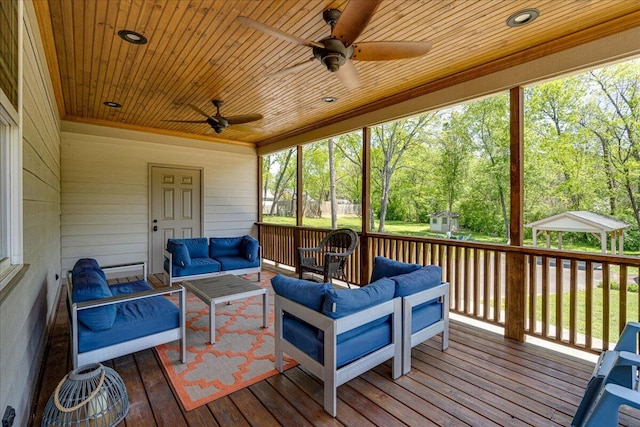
left=187, top=104, right=214, bottom=119
left=267, top=58, right=316, bottom=79
left=231, top=123, right=264, bottom=134
left=331, top=0, right=382, bottom=46
left=335, top=60, right=361, bottom=90
left=237, top=16, right=324, bottom=49
left=351, top=41, right=433, bottom=61
left=226, top=113, right=263, bottom=125
left=162, top=119, right=208, bottom=124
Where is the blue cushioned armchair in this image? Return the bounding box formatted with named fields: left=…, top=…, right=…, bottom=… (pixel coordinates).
left=370, top=256, right=450, bottom=374
left=272, top=275, right=402, bottom=417
left=67, top=259, right=186, bottom=369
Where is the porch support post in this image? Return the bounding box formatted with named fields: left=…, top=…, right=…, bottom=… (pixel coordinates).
left=360, top=127, right=372, bottom=286
left=257, top=155, right=263, bottom=222
left=294, top=146, right=303, bottom=274
left=506, top=86, right=525, bottom=342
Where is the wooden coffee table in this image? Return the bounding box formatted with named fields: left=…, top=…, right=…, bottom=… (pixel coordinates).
left=182, top=274, right=269, bottom=344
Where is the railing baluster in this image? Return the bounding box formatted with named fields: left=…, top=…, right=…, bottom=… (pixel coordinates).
left=555, top=256, right=563, bottom=342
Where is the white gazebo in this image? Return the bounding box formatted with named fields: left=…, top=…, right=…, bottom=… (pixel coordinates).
left=526, top=211, right=631, bottom=254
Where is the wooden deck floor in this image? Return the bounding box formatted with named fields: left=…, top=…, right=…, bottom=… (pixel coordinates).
left=30, top=273, right=640, bottom=427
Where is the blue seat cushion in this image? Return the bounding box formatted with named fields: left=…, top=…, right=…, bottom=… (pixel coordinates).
left=392, top=265, right=442, bottom=297
left=272, top=274, right=331, bottom=312
left=77, top=280, right=180, bottom=353
left=216, top=255, right=260, bottom=271
left=72, top=269, right=116, bottom=331
left=370, top=256, right=422, bottom=282
left=240, top=235, right=260, bottom=261
left=411, top=299, right=443, bottom=334
left=209, top=237, right=243, bottom=258
left=168, top=238, right=209, bottom=258
left=167, top=241, right=191, bottom=267
left=283, top=316, right=392, bottom=368
left=167, top=257, right=221, bottom=277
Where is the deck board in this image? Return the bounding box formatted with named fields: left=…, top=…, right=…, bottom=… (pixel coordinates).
left=30, top=272, right=640, bottom=426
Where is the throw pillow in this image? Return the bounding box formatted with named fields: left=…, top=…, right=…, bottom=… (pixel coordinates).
left=370, top=256, right=422, bottom=283
left=271, top=274, right=331, bottom=312
left=392, top=265, right=442, bottom=297
left=168, top=241, right=191, bottom=267
left=241, top=235, right=260, bottom=261
left=72, top=269, right=116, bottom=331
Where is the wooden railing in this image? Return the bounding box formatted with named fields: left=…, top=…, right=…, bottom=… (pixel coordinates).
left=257, top=222, right=640, bottom=353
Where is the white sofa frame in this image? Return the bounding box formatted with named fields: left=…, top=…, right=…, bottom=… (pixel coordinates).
left=274, top=294, right=402, bottom=417
left=402, top=281, right=450, bottom=374
left=67, top=261, right=186, bottom=369
left=163, top=246, right=262, bottom=285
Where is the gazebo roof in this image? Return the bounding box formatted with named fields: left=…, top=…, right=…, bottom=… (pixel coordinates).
left=525, top=211, right=630, bottom=233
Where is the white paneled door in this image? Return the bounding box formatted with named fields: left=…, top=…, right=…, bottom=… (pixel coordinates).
left=150, top=166, right=202, bottom=273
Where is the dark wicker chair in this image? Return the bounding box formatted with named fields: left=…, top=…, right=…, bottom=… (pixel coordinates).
left=297, top=228, right=359, bottom=287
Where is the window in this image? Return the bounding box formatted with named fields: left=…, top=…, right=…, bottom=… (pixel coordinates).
left=442, top=217, right=448, bottom=225
left=0, top=0, right=22, bottom=291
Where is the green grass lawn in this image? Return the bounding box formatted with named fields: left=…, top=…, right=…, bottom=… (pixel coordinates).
left=261, top=215, right=639, bottom=254
left=507, top=288, right=639, bottom=342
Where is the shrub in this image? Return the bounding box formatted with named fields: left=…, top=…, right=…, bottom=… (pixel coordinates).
left=597, top=281, right=639, bottom=293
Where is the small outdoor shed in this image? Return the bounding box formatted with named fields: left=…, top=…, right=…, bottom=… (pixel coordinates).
left=526, top=211, right=631, bottom=254
left=430, top=211, right=460, bottom=234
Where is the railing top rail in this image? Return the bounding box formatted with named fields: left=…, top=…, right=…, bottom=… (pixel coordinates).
left=257, top=222, right=640, bottom=266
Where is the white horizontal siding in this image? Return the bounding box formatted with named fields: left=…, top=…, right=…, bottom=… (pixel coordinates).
left=0, top=3, right=62, bottom=426
left=60, top=124, right=257, bottom=273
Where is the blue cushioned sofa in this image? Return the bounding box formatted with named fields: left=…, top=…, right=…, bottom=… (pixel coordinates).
left=163, top=235, right=262, bottom=285
left=67, top=258, right=186, bottom=369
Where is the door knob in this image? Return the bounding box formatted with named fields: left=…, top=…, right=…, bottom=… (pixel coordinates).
left=153, top=226, right=158, bottom=231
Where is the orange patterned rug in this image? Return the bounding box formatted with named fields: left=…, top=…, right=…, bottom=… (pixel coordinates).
left=155, top=270, right=297, bottom=411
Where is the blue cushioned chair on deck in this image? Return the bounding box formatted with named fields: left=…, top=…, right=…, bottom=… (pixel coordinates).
left=272, top=274, right=402, bottom=417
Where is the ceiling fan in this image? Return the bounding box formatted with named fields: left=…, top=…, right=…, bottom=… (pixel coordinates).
left=165, top=100, right=263, bottom=134
left=237, top=0, right=432, bottom=90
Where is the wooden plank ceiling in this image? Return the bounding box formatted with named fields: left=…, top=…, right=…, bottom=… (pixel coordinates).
left=35, top=0, right=640, bottom=149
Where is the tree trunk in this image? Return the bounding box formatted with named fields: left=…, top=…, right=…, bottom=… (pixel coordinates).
left=328, top=138, right=337, bottom=229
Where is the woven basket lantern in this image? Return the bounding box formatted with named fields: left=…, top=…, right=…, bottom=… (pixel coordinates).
left=41, top=363, right=129, bottom=427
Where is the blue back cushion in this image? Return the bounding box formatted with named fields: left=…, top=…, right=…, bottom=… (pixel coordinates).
left=72, top=269, right=116, bottom=331
left=271, top=274, right=330, bottom=312
left=321, top=277, right=395, bottom=343
left=240, top=235, right=260, bottom=261
left=167, top=241, right=191, bottom=267
left=72, top=258, right=106, bottom=283
left=322, top=277, right=395, bottom=319
left=392, top=265, right=443, bottom=297
left=370, top=256, right=422, bottom=282
left=210, top=237, right=243, bottom=258
left=168, top=238, right=208, bottom=258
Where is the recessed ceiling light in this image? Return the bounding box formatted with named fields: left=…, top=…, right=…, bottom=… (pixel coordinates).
left=322, top=96, right=337, bottom=103
left=117, top=29, right=148, bottom=45
left=506, top=8, right=540, bottom=27
left=103, top=101, right=121, bottom=108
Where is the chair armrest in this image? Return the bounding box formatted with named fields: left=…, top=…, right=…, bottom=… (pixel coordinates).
left=74, top=285, right=184, bottom=310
